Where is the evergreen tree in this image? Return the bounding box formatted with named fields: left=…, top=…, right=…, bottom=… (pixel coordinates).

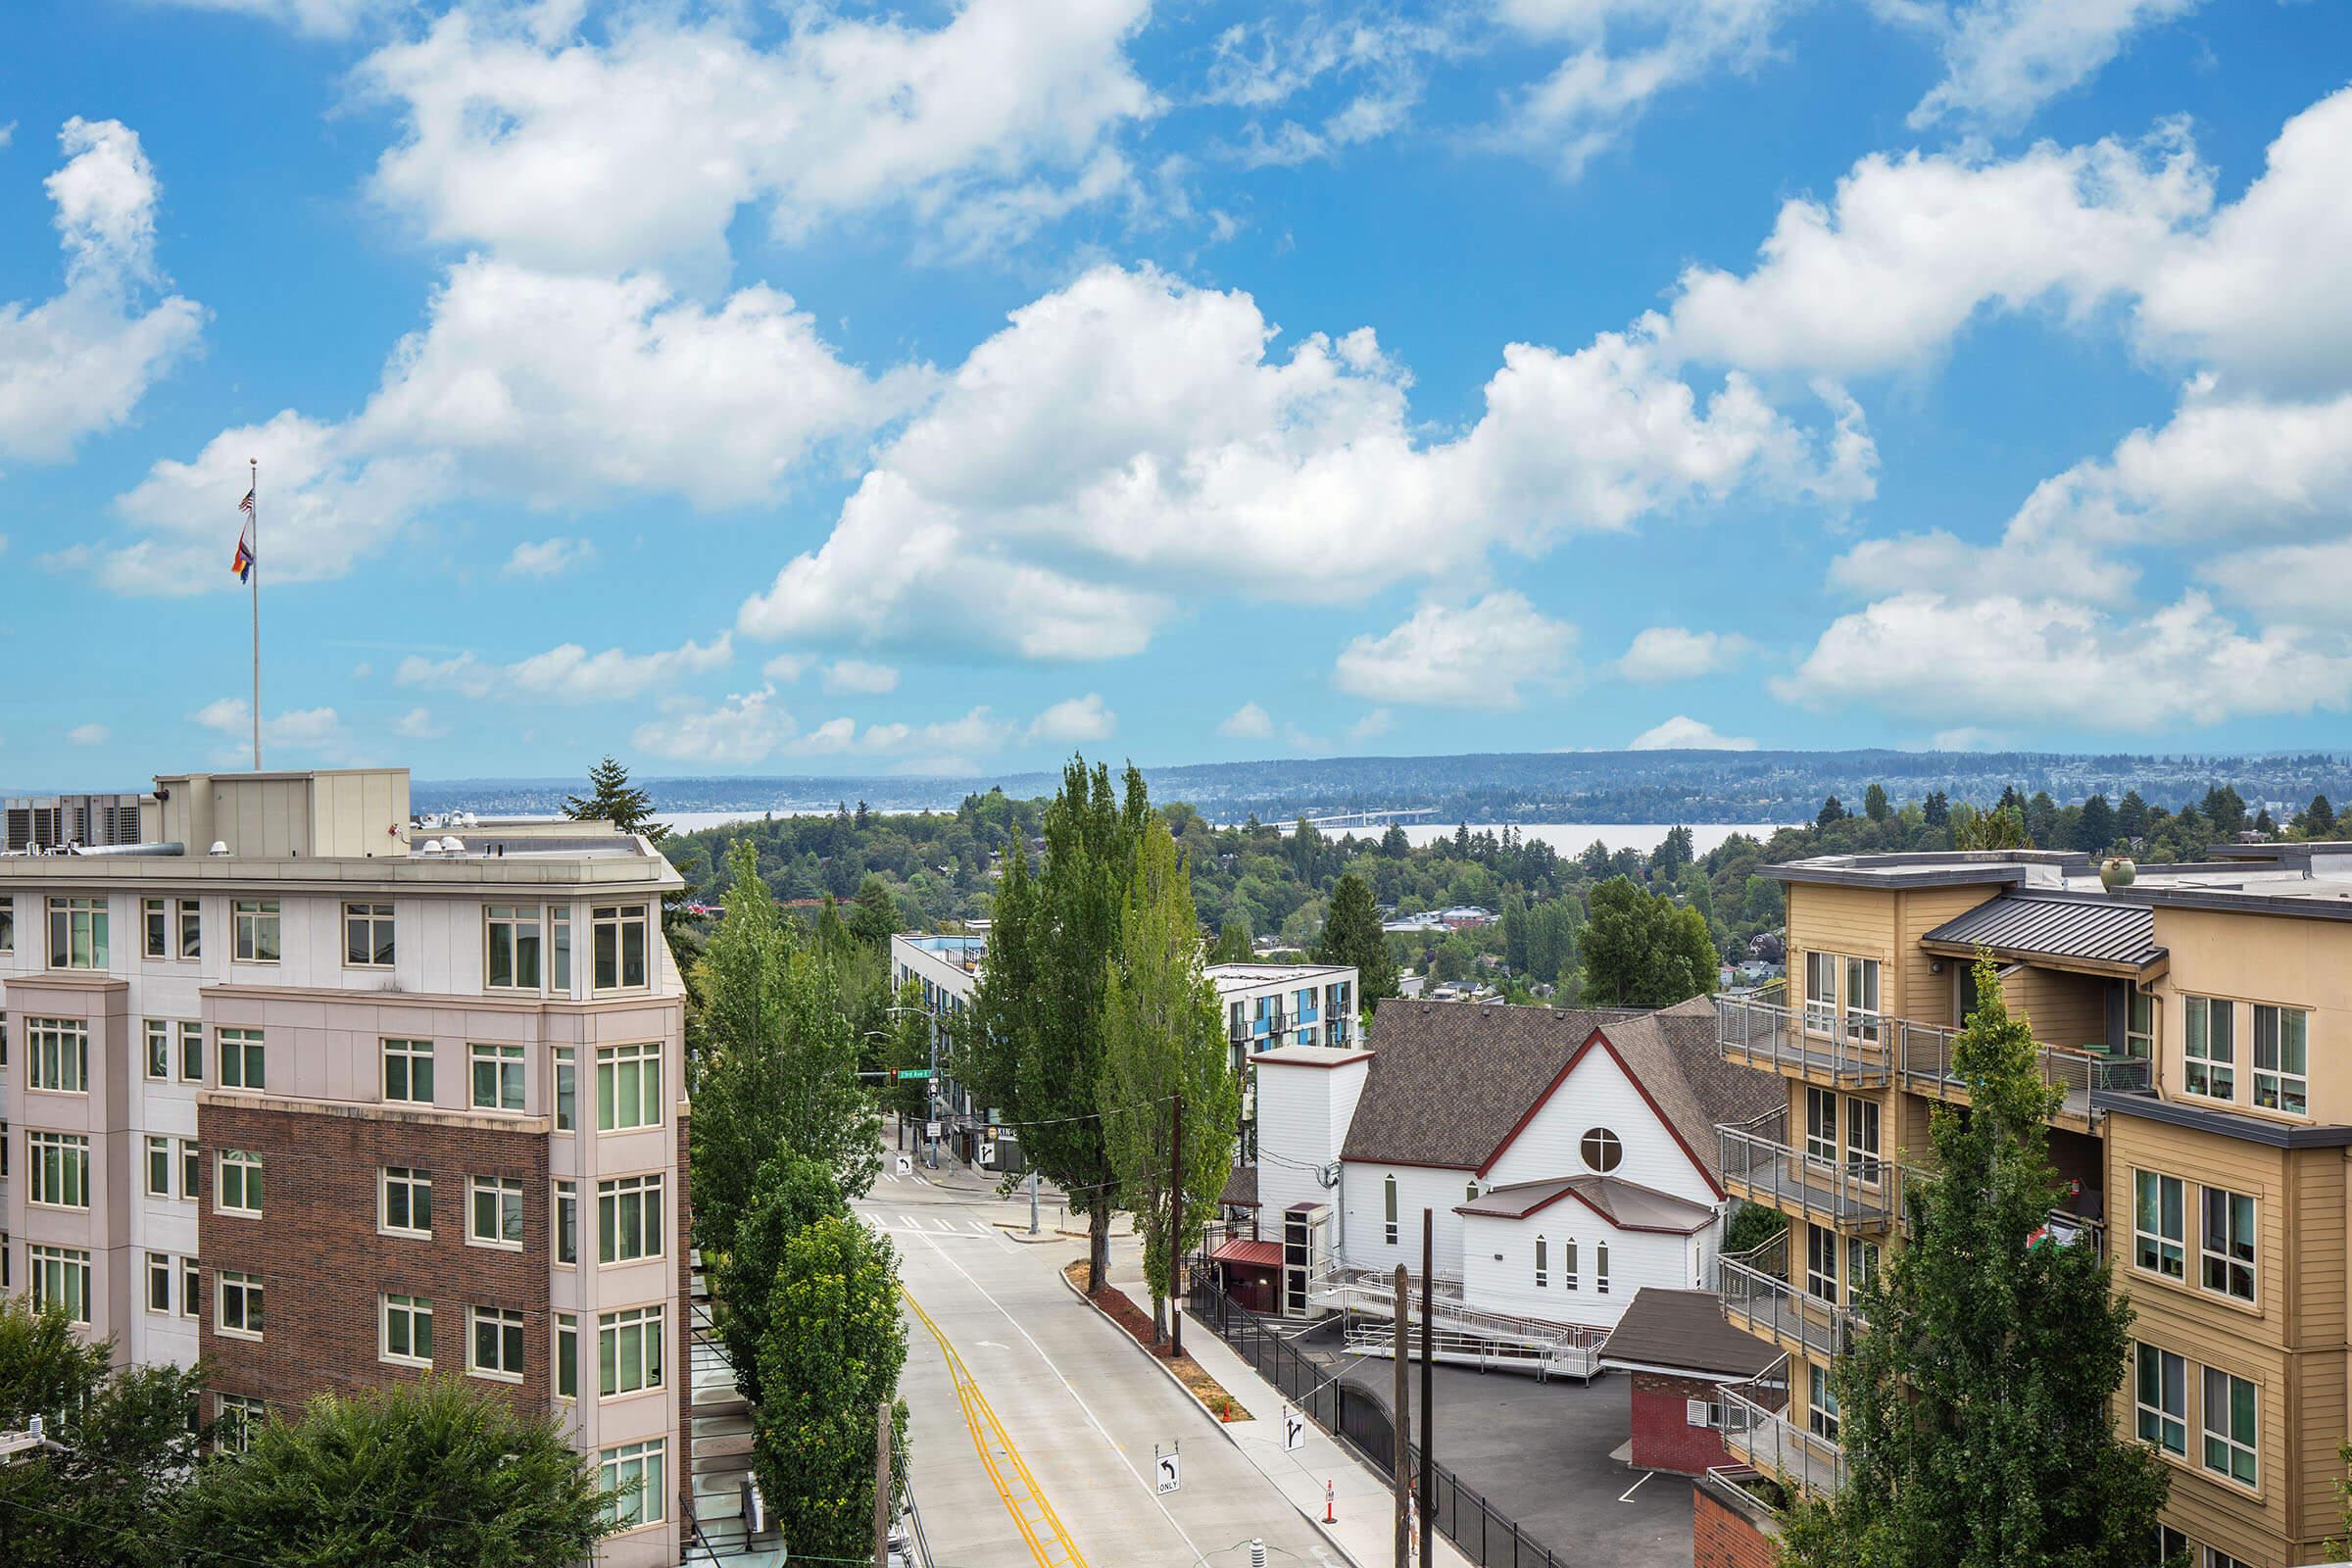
left=2024, top=790, right=2060, bottom=848
left=847, top=872, right=900, bottom=947
left=1817, top=796, right=1848, bottom=831
left=2305, top=794, right=2337, bottom=837
left=1863, top=783, right=1890, bottom=823
left=1098, top=820, right=1241, bottom=1341
left=1209, top=915, right=1254, bottom=964
left=1780, top=956, right=2168, bottom=1568
left=2075, top=792, right=2117, bottom=855
left=1922, top=790, right=1948, bottom=829
left=2116, top=789, right=2149, bottom=840
left=1381, top=822, right=1411, bottom=857
left=564, top=756, right=664, bottom=843
left=2202, top=784, right=2247, bottom=839
left=1316, top=871, right=1397, bottom=1002
left=2254, top=807, right=2278, bottom=837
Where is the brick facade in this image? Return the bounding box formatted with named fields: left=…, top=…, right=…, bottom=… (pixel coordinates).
left=196, top=1095, right=552, bottom=1420
left=1630, top=1370, right=1737, bottom=1476
left=1692, top=1485, right=1779, bottom=1568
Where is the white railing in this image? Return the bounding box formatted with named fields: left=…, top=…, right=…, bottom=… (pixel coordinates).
left=1717, top=1233, right=1856, bottom=1361
left=1716, top=994, right=1892, bottom=1085
left=1717, top=1109, right=1900, bottom=1231
left=1342, top=1323, right=1602, bottom=1380
left=1308, top=1267, right=1605, bottom=1357
left=1895, top=1020, right=2152, bottom=1122
left=1718, top=1355, right=1844, bottom=1498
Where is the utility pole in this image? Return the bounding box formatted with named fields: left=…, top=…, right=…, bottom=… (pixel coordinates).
left=1028, top=1167, right=1041, bottom=1236
left=873, top=1400, right=893, bottom=1568
left=1420, top=1209, right=1435, bottom=1568
left=1170, top=1088, right=1185, bottom=1360
left=1393, top=1263, right=1411, bottom=1568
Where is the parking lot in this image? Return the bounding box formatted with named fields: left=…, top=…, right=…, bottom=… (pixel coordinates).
left=1291, top=1319, right=1695, bottom=1568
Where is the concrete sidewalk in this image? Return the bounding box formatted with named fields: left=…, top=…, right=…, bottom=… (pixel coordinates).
left=1111, top=1281, right=1473, bottom=1568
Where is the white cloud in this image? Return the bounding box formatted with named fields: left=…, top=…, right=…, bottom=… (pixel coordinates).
left=1931, top=726, right=2009, bottom=752
left=2201, top=537, right=2352, bottom=627
left=358, top=0, right=1155, bottom=277
left=391, top=706, right=444, bottom=740
left=1495, top=0, right=1790, bottom=178
left=822, top=660, right=901, bottom=696
left=155, top=0, right=388, bottom=36
left=737, top=265, right=1868, bottom=661
left=1614, top=626, right=1754, bottom=682
left=790, top=706, right=1012, bottom=762
left=1333, top=594, right=1578, bottom=710
left=1774, top=591, right=2352, bottom=730
left=190, top=697, right=355, bottom=764
left=397, top=633, right=730, bottom=705
left=1628, top=714, right=1757, bottom=750
left=501, top=536, right=596, bottom=578
left=1218, top=702, right=1275, bottom=740
left=1904, top=0, right=2202, bottom=131
left=1028, top=693, right=1116, bottom=744
left=0, top=119, right=204, bottom=462
left=67, top=722, right=108, bottom=746
left=1349, top=708, right=1394, bottom=742
left=1204, top=13, right=1451, bottom=168
left=633, top=686, right=797, bottom=766
left=760, top=652, right=812, bottom=683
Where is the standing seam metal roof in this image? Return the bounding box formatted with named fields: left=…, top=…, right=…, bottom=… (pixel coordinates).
left=1920, top=891, right=2163, bottom=971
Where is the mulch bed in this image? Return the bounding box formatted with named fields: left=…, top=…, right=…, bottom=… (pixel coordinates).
left=1065, top=1260, right=1251, bottom=1422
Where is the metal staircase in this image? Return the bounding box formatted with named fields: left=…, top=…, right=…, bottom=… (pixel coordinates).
left=685, top=1255, right=787, bottom=1565
left=1309, top=1267, right=1605, bottom=1380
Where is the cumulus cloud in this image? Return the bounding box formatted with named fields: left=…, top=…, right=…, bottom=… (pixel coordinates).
left=397, top=633, right=730, bottom=705
left=1349, top=709, right=1394, bottom=742
left=1333, top=594, right=1578, bottom=710
left=822, top=660, right=901, bottom=696
left=502, top=536, right=597, bottom=578
left=1614, top=626, right=1754, bottom=682
left=790, top=707, right=1012, bottom=767
left=1628, top=714, right=1757, bottom=750
left=67, top=722, right=109, bottom=746
left=391, top=707, right=444, bottom=740
left=190, top=697, right=355, bottom=765
left=358, top=0, right=1155, bottom=278
left=1903, top=0, right=2202, bottom=131
left=760, top=652, right=812, bottom=683
left=737, top=265, right=1869, bottom=661
left=633, top=686, right=797, bottom=766
left=1028, top=693, right=1116, bottom=744
left=0, top=119, right=204, bottom=463
left=1218, top=702, right=1275, bottom=740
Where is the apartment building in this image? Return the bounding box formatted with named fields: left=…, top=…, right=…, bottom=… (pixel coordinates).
left=1703, top=844, right=2352, bottom=1568
left=2, top=767, right=689, bottom=1567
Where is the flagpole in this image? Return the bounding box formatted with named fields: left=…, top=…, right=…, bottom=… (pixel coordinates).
left=249, top=457, right=261, bottom=771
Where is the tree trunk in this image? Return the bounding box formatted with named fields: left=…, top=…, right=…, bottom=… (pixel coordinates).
left=1088, top=1192, right=1111, bottom=1293
left=1151, top=1292, right=1168, bottom=1345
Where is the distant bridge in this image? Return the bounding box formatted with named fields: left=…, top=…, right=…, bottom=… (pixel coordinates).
left=1291, top=807, right=1442, bottom=832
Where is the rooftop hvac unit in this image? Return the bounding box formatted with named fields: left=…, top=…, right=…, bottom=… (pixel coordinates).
left=1281, top=1200, right=1332, bottom=1321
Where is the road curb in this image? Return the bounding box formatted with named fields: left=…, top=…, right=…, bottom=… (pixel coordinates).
left=1058, top=1269, right=1369, bottom=1568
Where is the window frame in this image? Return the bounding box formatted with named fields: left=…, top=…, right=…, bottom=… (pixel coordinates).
left=1534, top=1235, right=1548, bottom=1289
left=470, top=1042, right=524, bottom=1112
left=556, top=1179, right=578, bottom=1267
left=179, top=1138, right=200, bottom=1203
left=2200, top=1366, right=2258, bottom=1490
left=554, top=1046, right=575, bottom=1131
left=26, top=1016, right=90, bottom=1094
left=484, top=905, right=544, bottom=992
left=47, top=896, right=109, bottom=971
left=597, top=1172, right=663, bottom=1265
left=144, top=1018, right=172, bottom=1081
left=215, top=1395, right=266, bottom=1454
left=2134, top=1342, right=2186, bottom=1456
left=29, top=1245, right=93, bottom=1323
left=144, top=897, right=170, bottom=958
left=597, top=1303, right=666, bottom=1399
left=2251, top=1004, right=2308, bottom=1117
left=380, top=1166, right=434, bottom=1238
left=146, top=1250, right=174, bottom=1315
left=176, top=897, right=201, bottom=959
left=1842, top=955, right=1882, bottom=1046
left=557, top=1312, right=579, bottom=1401
left=343, top=901, right=397, bottom=969
left=230, top=899, right=281, bottom=964
left=2126, top=988, right=2157, bottom=1061
left=218, top=1027, right=265, bottom=1091
left=1808, top=1362, right=1840, bottom=1443
left=1803, top=951, right=1837, bottom=1035
left=146, top=1134, right=175, bottom=1200
left=1580, top=1127, right=1623, bottom=1173
left=382, top=1038, right=436, bottom=1105
left=468, top=1305, right=526, bottom=1382
left=1594, top=1240, right=1610, bottom=1296
left=2183, top=996, right=2235, bottom=1102
left=2134, top=1170, right=2185, bottom=1282
left=1383, top=1174, right=1398, bottom=1246
left=598, top=1439, right=666, bottom=1532
left=381, top=1293, right=435, bottom=1367
left=590, top=904, right=651, bottom=994
left=595, top=1042, right=662, bottom=1132
left=216, top=1149, right=264, bottom=1216
left=216, top=1269, right=265, bottom=1340
left=178, top=1020, right=204, bottom=1083
left=2199, top=1186, right=2257, bottom=1304
left=468, top=1176, right=525, bottom=1251
left=29, top=1130, right=92, bottom=1209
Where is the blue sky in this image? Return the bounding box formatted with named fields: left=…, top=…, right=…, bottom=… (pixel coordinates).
left=2, top=0, right=2348, bottom=786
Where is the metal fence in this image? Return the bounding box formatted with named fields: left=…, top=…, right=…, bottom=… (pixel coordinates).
left=1187, top=1276, right=1570, bottom=1568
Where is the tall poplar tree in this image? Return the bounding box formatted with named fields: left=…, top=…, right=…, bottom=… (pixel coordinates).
left=1100, top=820, right=1241, bottom=1341
left=1779, top=956, right=2168, bottom=1568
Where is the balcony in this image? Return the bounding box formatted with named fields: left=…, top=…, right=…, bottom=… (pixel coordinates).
left=1893, top=1019, right=2151, bottom=1126
left=1719, top=1109, right=1900, bottom=1233
left=1719, top=1233, right=1858, bottom=1362
left=1716, top=995, right=1891, bottom=1087
left=1718, top=1357, right=1844, bottom=1499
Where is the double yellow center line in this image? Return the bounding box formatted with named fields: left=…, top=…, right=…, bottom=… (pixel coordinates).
left=902, top=1284, right=1090, bottom=1568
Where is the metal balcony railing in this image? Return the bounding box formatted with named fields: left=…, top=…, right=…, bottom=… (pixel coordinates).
left=1716, top=994, right=1892, bottom=1086
left=1895, top=1020, right=2153, bottom=1122
left=1718, top=1108, right=1900, bottom=1232
left=1898, top=1167, right=2106, bottom=1257
left=1717, top=1232, right=1859, bottom=1362
left=1718, top=1354, right=1844, bottom=1499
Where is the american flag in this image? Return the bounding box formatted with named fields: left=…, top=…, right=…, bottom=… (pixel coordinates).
left=231, top=487, right=256, bottom=581
left=239, top=488, right=255, bottom=515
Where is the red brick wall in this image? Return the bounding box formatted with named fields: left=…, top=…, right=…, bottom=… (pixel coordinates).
left=1631, top=1371, right=1736, bottom=1475
left=197, top=1099, right=550, bottom=1421
left=1693, top=1485, right=1779, bottom=1568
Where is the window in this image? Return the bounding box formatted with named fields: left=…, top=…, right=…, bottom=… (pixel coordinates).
left=147, top=1135, right=174, bottom=1199
left=551, top=906, right=572, bottom=992
left=381, top=1295, right=434, bottom=1366
left=0, top=896, right=12, bottom=953
left=180, top=1258, right=199, bottom=1320
left=217, top=1396, right=266, bottom=1454
left=470, top=1306, right=525, bottom=1380
left=145, top=897, right=170, bottom=958
left=1808, top=1363, right=1839, bottom=1442
left=1384, top=1174, right=1398, bottom=1246
left=592, top=905, right=651, bottom=992
left=1805, top=1086, right=1838, bottom=1166
left=2126, top=989, right=2157, bottom=1061
left=1534, top=1236, right=1548, bottom=1288
left=600, top=1174, right=662, bottom=1263
left=485, top=905, right=543, bottom=990
left=178, top=1021, right=203, bottom=1082
left=1845, top=1237, right=1880, bottom=1296
left=177, top=898, right=201, bottom=958
left=1843, top=956, right=1882, bottom=1045
left=599, top=1304, right=665, bottom=1397
left=29, top=1131, right=90, bottom=1208
left=231, top=899, right=280, bottom=962
left=2200, top=1188, right=2256, bottom=1302
left=1806, top=1224, right=1839, bottom=1301
left=381, top=1167, right=433, bottom=1236
left=554, top=1047, right=575, bottom=1131
left=219, top=1028, right=265, bottom=1090
left=217, top=1269, right=265, bottom=1338
left=1580, top=1128, right=1623, bottom=1173
left=1563, top=1239, right=1579, bottom=1291
left=2200, top=1367, right=2257, bottom=1487
left=2134, top=1343, right=2186, bottom=1455
left=30, top=1246, right=92, bottom=1322
left=2154, top=1527, right=2188, bottom=1567
left=2183, top=997, right=2234, bottom=1102
left=2203, top=1550, right=2253, bottom=1568
left=556, top=1180, right=578, bottom=1266
left=1804, top=951, right=1837, bottom=1034
left=217, top=1149, right=264, bottom=1214
left=1595, top=1241, right=1610, bottom=1296
left=145, top=1018, right=172, bottom=1080
left=344, top=902, right=395, bottom=967
left=2135, top=1172, right=2185, bottom=1281
left=596, top=1043, right=662, bottom=1131
left=47, top=897, right=108, bottom=969
left=557, top=1312, right=579, bottom=1400
left=470, top=1177, right=524, bottom=1250
left=471, top=1043, right=524, bottom=1111
left=147, top=1251, right=174, bottom=1314
left=1466, top=1180, right=1479, bottom=1202
left=383, top=1039, right=435, bottom=1104
left=599, top=1439, right=666, bottom=1530
left=27, top=1017, right=89, bottom=1093
left=1846, top=1096, right=1882, bottom=1182
left=179, top=1139, right=199, bottom=1201
left=2252, top=1004, right=2308, bottom=1115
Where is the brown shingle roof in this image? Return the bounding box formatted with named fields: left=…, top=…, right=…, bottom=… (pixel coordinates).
left=1599, top=1287, right=1780, bottom=1380
left=1454, top=1174, right=1716, bottom=1234
left=1340, top=997, right=1780, bottom=1185
left=1218, top=1165, right=1259, bottom=1208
